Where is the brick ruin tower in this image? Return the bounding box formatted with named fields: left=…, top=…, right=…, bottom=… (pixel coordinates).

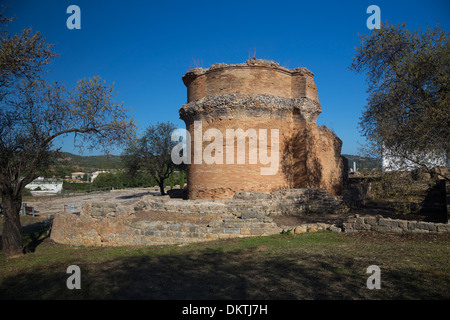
left=179, top=59, right=346, bottom=199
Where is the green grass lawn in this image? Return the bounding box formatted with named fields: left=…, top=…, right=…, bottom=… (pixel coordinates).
left=0, top=215, right=449, bottom=300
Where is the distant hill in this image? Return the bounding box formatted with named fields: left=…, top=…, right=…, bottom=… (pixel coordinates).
left=342, top=154, right=382, bottom=171
left=54, top=152, right=381, bottom=172
left=56, top=152, right=124, bottom=170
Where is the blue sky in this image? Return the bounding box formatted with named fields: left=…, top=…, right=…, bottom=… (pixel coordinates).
left=4, top=0, right=449, bottom=156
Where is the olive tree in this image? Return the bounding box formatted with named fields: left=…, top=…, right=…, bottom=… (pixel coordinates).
left=0, top=16, right=135, bottom=256
left=351, top=22, right=449, bottom=178
left=122, top=122, right=178, bottom=196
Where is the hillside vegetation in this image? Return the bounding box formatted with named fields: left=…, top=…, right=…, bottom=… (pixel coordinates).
left=56, top=152, right=380, bottom=172
left=56, top=152, right=124, bottom=170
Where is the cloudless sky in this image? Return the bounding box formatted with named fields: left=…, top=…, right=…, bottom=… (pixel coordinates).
left=3, top=0, right=449, bottom=156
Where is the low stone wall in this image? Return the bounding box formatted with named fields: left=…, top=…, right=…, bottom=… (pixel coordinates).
left=146, top=188, right=348, bottom=217
left=52, top=188, right=450, bottom=247
left=51, top=209, right=282, bottom=247
left=341, top=215, right=450, bottom=234
left=50, top=188, right=347, bottom=247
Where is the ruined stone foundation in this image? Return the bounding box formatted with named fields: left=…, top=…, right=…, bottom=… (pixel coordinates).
left=180, top=59, right=346, bottom=199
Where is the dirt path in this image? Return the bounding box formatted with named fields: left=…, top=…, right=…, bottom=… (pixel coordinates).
left=22, top=188, right=156, bottom=216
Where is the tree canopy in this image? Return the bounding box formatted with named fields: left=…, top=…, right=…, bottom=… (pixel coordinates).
left=0, top=15, right=136, bottom=256
left=351, top=22, right=449, bottom=175
left=122, top=122, right=179, bottom=195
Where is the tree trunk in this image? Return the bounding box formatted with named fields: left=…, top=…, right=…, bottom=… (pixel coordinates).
left=2, top=193, right=23, bottom=257
left=157, top=179, right=166, bottom=195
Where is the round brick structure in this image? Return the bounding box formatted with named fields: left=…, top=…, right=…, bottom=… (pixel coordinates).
left=179, top=59, right=345, bottom=199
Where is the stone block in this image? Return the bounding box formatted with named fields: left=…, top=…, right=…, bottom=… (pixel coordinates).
left=356, top=217, right=365, bottom=224
left=294, top=225, right=307, bottom=234
left=223, top=227, right=240, bottom=234
left=379, top=219, right=398, bottom=228
left=155, top=231, right=167, bottom=237
left=241, top=210, right=256, bottom=219
left=373, top=226, right=403, bottom=234
left=362, top=216, right=377, bottom=225
left=436, top=224, right=450, bottom=232
left=411, top=229, right=429, bottom=233
left=205, top=233, right=219, bottom=240
left=329, top=225, right=342, bottom=233
left=416, top=222, right=436, bottom=232
left=169, top=224, right=181, bottom=231
left=250, top=228, right=266, bottom=235
left=407, top=221, right=417, bottom=230
left=396, top=220, right=408, bottom=230
left=354, top=219, right=370, bottom=230
left=343, top=222, right=354, bottom=231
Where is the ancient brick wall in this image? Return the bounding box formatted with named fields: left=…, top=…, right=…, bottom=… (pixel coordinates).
left=180, top=59, right=345, bottom=199
left=183, top=61, right=318, bottom=102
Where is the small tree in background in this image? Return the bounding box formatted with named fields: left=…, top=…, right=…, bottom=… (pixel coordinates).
left=179, top=170, right=185, bottom=188
left=122, top=122, right=178, bottom=195
left=92, top=172, right=123, bottom=190
left=169, top=172, right=175, bottom=190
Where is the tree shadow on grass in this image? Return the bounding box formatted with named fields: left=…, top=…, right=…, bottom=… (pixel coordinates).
left=0, top=219, right=51, bottom=253
left=1, top=243, right=448, bottom=300
left=21, top=221, right=52, bottom=253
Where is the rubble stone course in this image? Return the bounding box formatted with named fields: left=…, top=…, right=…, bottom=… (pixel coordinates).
left=340, top=215, right=450, bottom=234
left=50, top=189, right=449, bottom=247
left=50, top=188, right=347, bottom=246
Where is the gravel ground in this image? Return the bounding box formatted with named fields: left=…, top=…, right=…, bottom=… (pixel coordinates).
left=22, top=188, right=157, bottom=217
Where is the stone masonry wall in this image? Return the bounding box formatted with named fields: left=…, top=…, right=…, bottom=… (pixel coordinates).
left=50, top=205, right=281, bottom=247
left=340, top=215, right=450, bottom=234
left=146, top=188, right=348, bottom=217
left=50, top=189, right=347, bottom=247
left=50, top=189, right=450, bottom=247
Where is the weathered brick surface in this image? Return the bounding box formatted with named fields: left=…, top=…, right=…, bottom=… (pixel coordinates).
left=180, top=59, right=345, bottom=199
left=183, top=59, right=318, bottom=102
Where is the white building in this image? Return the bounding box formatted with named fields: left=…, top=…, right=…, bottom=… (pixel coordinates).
left=71, top=172, right=86, bottom=180
left=90, top=170, right=107, bottom=181
left=382, top=149, right=448, bottom=172
left=25, top=177, right=63, bottom=195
